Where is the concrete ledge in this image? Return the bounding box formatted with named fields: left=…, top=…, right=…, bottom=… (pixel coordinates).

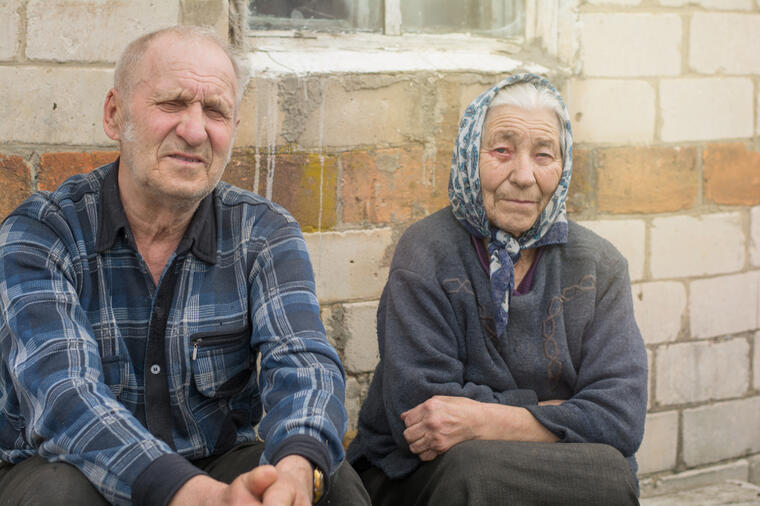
left=641, top=460, right=750, bottom=498
left=640, top=480, right=760, bottom=505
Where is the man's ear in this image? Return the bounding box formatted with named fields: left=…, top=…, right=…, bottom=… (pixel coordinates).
left=103, top=88, right=124, bottom=141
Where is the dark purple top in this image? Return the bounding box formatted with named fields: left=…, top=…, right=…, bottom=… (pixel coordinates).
left=470, top=234, right=543, bottom=295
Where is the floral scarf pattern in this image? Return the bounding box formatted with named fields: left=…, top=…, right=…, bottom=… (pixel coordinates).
left=448, top=73, right=573, bottom=338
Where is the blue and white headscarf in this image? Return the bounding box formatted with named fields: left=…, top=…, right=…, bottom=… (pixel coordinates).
left=449, top=73, right=573, bottom=338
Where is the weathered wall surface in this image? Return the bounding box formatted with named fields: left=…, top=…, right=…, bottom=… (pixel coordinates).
left=1, top=0, right=758, bottom=496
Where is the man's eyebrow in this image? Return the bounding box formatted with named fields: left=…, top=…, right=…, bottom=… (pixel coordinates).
left=202, top=95, right=230, bottom=110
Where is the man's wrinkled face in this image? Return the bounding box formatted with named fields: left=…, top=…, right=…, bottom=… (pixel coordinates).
left=479, top=105, right=562, bottom=237
left=115, top=35, right=238, bottom=206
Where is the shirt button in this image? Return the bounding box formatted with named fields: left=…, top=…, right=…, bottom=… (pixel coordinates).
left=150, top=364, right=161, bottom=375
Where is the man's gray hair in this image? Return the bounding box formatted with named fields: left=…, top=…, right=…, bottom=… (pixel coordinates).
left=113, top=25, right=249, bottom=108
left=487, top=82, right=569, bottom=162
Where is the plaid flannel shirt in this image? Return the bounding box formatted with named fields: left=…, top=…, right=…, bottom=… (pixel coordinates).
left=0, top=161, right=347, bottom=505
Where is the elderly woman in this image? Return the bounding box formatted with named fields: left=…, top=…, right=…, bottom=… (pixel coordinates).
left=346, top=74, right=648, bottom=505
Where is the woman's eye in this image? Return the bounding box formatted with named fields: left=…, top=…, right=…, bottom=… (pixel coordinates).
left=490, top=147, right=512, bottom=156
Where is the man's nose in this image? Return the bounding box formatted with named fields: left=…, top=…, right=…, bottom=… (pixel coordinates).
left=507, top=152, right=536, bottom=187
left=175, top=103, right=208, bottom=146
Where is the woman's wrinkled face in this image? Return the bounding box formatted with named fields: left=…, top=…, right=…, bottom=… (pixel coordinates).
left=479, top=105, right=562, bottom=237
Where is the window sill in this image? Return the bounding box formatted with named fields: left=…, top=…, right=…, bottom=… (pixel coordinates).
left=246, top=32, right=557, bottom=76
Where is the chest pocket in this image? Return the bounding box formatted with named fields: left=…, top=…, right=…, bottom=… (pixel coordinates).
left=190, top=324, right=253, bottom=398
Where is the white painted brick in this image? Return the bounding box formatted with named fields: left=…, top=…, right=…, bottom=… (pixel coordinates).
left=320, top=305, right=338, bottom=349
left=690, top=14, right=760, bottom=74
left=646, top=348, right=653, bottom=410
left=587, top=0, right=641, bottom=4
left=26, top=0, right=178, bottom=62
left=755, top=332, right=760, bottom=391
left=0, top=1, right=19, bottom=60
left=682, top=397, right=760, bottom=467
left=660, top=78, right=754, bottom=142
left=655, top=338, right=750, bottom=405
left=637, top=411, right=679, bottom=475
left=577, top=219, right=645, bottom=281
left=304, top=228, right=393, bottom=304
left=579, top=14, right=681, bottom=77
left=345, top=376, right=368, bottom=433
left=650, top=213, right=744, bottom=279
left=0, top=66, right=114, bottom=145
left=343, top=301, right=380, bottom=373
left=632, top=282, right=685, bottom=344
left=641, top=461, right=751, bottom=500
left=566, top=79, right=655, bottom=144
left=751, top=206, right=760, bottom=268
left=660, top=0, right=753, bottom=9
left=690, top=272, right=759, bottom=339
left=750, top=454, right=760, bottom=487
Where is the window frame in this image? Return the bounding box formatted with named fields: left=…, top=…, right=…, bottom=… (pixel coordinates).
left=244, top=0, right=573, bottom=76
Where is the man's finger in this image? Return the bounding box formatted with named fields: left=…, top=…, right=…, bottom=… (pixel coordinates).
left=242, top=465, right=278, bottom=498
left=262, top=479, right=297, bottom=506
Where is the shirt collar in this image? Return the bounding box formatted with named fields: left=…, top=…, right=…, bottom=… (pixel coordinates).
left=95, top=159, right=217, bottom=265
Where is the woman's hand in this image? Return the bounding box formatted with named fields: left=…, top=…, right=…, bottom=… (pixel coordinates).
left=401, top=395, right=561, bottom=461
left=401, top=395, right=483, bottom=461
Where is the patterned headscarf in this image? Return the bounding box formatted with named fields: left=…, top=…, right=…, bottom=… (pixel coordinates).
left=449, top=73, right=573, bottom=338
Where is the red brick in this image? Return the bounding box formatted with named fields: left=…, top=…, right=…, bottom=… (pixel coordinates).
left=0, top=154, right=31, bottom=220
left=224, top=149, right=259, bottom=192
left=227, top=150, right=338, bottom=232
left=703, top=143, right=760, bottom=206
left=38, top=151, right=119, bottom=191
left=341, top=146, right=451, bottom=225
left=567, top=148, right=593, bottom=215
left=596, top=146, right=698, bottom=214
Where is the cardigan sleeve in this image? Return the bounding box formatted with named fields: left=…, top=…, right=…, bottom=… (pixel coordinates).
left=524, top=257, right=648, bottom=458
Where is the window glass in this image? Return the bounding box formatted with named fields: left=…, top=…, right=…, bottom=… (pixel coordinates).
left=401, top=0, right=522, bottom=36
left=248, top=0, right=522, bottom=36
left=249, top=0, right=382, bottom=32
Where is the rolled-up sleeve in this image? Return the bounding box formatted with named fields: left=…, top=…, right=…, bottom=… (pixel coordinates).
left=250, top=215, right=347, bottom=479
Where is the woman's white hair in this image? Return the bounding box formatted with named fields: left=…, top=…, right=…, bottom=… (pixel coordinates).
left=487, top=82, right=569, bottom=162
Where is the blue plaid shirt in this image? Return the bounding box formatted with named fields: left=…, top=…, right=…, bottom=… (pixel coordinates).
left=0, top=162, right=347, bottom=505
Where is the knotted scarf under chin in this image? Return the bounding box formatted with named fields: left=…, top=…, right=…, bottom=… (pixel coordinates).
left=487, top=222, right=568, bottom=338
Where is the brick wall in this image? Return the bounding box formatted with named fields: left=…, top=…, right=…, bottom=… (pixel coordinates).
left=1, top=0, right=758, bottom=495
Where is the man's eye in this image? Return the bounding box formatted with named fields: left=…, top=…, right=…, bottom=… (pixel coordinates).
left=205, top=107, right=229, bottom=119
left=159, top=101, right=184, bottom=110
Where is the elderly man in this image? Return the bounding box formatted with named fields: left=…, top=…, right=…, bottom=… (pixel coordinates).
left=347, top=74, right=648, bottom=505
left=0, top=26, right=368, bottom=506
